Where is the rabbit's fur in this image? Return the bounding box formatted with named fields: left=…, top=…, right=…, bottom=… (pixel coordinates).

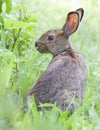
left=27, top=8, right=87, bottom=112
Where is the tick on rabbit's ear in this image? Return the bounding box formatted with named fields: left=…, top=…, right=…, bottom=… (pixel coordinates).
left=48, top=35, right=54, bottom=41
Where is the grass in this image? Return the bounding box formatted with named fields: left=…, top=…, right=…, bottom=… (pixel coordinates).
left=0, top=0, right=100, bottom=130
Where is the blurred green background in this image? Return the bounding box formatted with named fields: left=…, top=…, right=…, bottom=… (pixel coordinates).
left=0, top=0, right=100, bottom=130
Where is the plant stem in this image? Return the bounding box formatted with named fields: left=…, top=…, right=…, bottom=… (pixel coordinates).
left=12, top=28, right=22, bottom=51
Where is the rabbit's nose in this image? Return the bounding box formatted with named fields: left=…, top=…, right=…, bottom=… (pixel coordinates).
left=35, top=42, right=38, bottom=47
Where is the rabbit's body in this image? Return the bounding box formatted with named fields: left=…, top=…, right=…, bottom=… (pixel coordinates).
left=27, top=8, right=87, bottom=112
left=29, top=48, right=86, bottom=111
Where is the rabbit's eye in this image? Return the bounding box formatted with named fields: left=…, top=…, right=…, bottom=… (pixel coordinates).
left=48, top=35, right=54, bottom=41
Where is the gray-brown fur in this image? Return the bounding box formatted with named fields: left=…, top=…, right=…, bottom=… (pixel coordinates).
left=27, top=8, right=87, bottom=112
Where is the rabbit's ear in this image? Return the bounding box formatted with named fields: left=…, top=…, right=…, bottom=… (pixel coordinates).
left=63, top=12, right=79, bottom=37
left=76, top=8, right=84, bottom=22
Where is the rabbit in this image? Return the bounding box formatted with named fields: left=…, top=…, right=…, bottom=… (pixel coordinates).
left=26, top=8, right=87, bottom=113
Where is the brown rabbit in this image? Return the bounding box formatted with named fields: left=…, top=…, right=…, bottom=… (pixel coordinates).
left=27, top=8, right=87, bottom=113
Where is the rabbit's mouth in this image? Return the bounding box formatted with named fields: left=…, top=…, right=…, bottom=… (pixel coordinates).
left=36, top=44, right=47, bottom=53
left=35, top=41, right=48, bottom=53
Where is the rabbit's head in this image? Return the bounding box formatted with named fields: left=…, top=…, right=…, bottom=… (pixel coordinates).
left=35, top=8, right=84, bottom=56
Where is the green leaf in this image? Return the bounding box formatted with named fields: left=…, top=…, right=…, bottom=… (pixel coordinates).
left=0, top=49, right=14, bottom=95
left=5, top=0, right=12, bottom=13
left=4, top=18, right=35, bottom=29
left=58, top=111, right=69, bottom=123
left=0, top=14, right=4, bottom=26
left=26, top=17, right=38, bottom=23
left=0, top=0, right=3, bottom=13
left=39, top=103, right=56, bottom=108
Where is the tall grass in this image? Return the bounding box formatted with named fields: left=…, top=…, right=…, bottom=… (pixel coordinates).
left=0, top=0, right=100, bottom=130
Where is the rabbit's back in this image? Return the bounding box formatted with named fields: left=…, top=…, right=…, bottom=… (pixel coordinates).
left=29, top=50, right=87, bottom=111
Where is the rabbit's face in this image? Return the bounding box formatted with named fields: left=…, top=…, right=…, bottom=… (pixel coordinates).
left=35, top=29, right=70, bottom=56
left=35, top=8, right=84, bottom=56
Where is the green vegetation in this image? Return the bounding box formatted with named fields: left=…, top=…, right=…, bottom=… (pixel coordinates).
left=0, top=0, right=100, bottom=130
